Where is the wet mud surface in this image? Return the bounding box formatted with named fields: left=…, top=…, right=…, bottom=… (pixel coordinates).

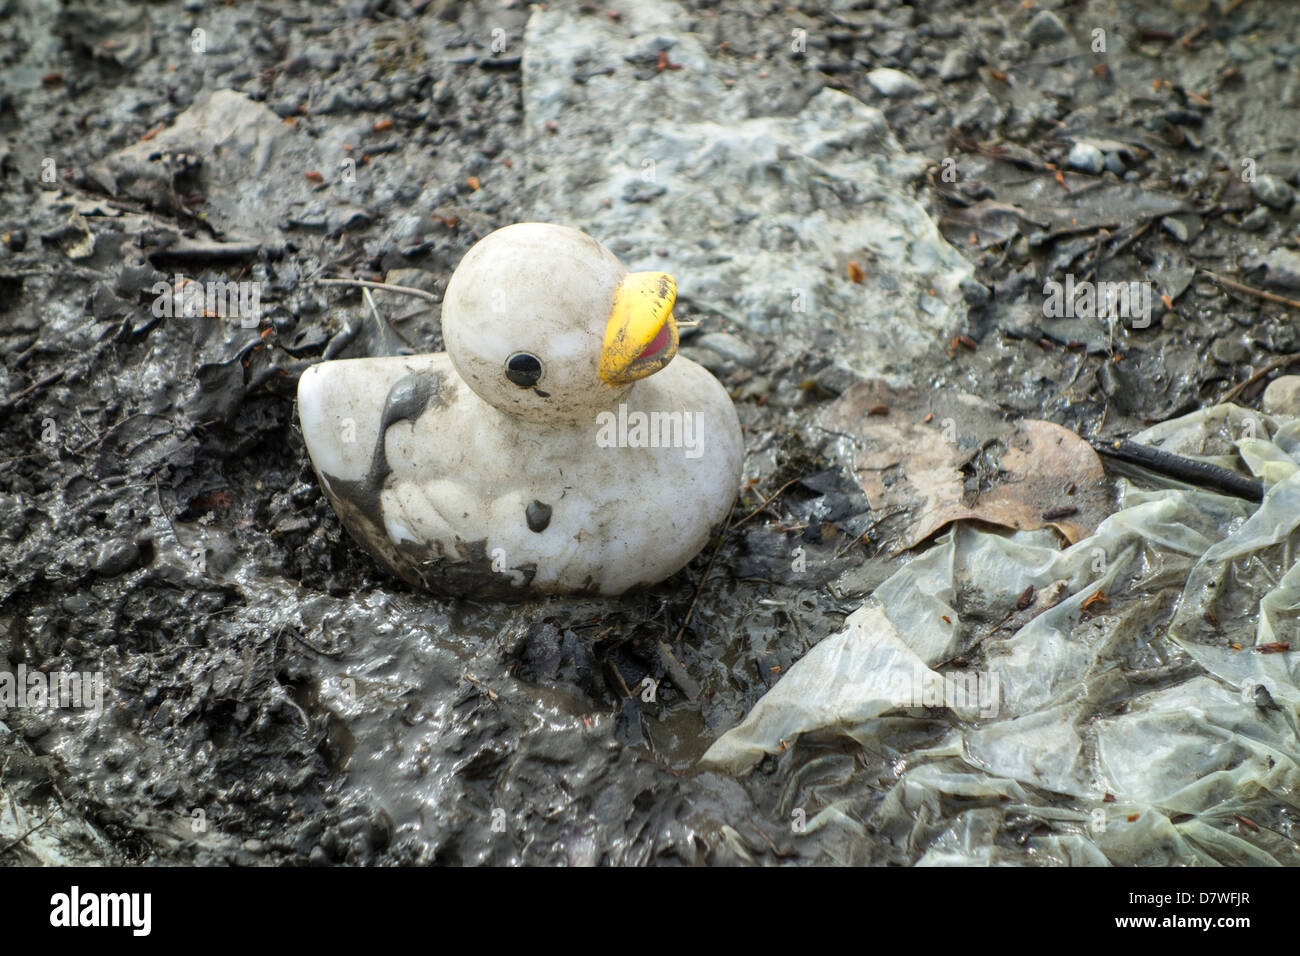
left=2, top=0, right=1298, bottom=864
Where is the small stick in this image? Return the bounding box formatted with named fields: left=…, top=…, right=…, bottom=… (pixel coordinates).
left=361, top=287, right=391, bottom=355
left=1180, top=23, right=1208, bottom=48
left=1201, top=270, right=1300, bottom=310
left=832, top=505, right=908, bottom=559
left=0, top=817, right=49, bottom=857
left=730, top=476, right=803, bottom=530
left=606, top=659, right=634, bottom=699
left=0, top=370, right=63, bottom=411
left=153, top=239, right=263, bottom=260
left=1092, top=439, right=1263, bottom=501
left=655, top=639, right=701, bottom=700
left=1095, top=219, right=1154, bottom=274
left=317, top=277, right=440, bottom=303
left=673, top=500, right=736, bottom=644
left=1222, top=352, right=1300, bottom=405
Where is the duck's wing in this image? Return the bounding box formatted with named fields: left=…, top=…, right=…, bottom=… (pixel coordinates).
left=297, top=355, right=453, bottom=584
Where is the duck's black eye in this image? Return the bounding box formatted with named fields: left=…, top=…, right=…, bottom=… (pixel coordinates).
left=505, top=352, right=542, bottom=387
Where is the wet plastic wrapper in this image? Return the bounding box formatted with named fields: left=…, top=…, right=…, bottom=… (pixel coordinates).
left=702, top=404, right=1300, bottom=865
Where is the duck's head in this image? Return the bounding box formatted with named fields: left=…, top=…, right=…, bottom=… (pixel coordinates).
left=442, top=223, right=679, bottom=425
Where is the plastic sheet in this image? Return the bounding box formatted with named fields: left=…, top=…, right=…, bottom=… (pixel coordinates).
left=702, top=404, right=1300, bottom=865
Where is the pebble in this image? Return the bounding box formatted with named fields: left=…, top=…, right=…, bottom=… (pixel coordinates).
left=1026, top=10, right=1068, bottom=44
left=1257, top=249, right=1300, bottom=290
left=954, top=88, right=1003, bottom=132
left=314, top=88, right=354, bottom=114
left=1160, top=217, right=1190, bottom=243
left=1227, top=40, right=1254, bottom=64
left=866, top=68, right=923, bottom=97
left=679, top=346, right=727, bottom=377
left=622, top=181, right=667, bottom=203
left=1239, top=207, right=1271, bottom=232
left=695, top=332, right=759, bottom=369
left=1211, top=337, right=1249, bottom=365
left=94, top=539, right=140, bottom=577
left=938, top=48, right=976, bottom=81
left=869, top=35, right=907, bottom=60
left=959, top=277, right=991, bottom=305
left=1262, top=375, right=1300, bottom=418
left=1251, top=174, right=1295, bottom=211
left=1066, top=142, right=1105, bottom=175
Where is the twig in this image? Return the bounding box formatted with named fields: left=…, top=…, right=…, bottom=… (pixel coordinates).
left=655, top=639, right=701, bottom=700
left=0, top=370, right=63, bottom=412
left=673, top=500, right=736, bottom=644
left=361, top=287, right=391, bottom=355
left=1222, top=352, right=1300, bottom=405
left=606, top=659, right=634, bottom=699
left=1201, top=270, right=1300, bottom=310
left=286, top=628, right=343, bottom=660
left=730, top=476, right=803, bottom=531
left=151, top=238, right=264, bottom=260
left=1180, top=23, right=1209, bottom=48
left=1099, top=218, right=1154, bottom=268
left=0, top=817, right=49, bottom=857
left=832, top=505, right=909, bottom=559
left=1092, top=439, right=1263, bottom=501
left=317, top=277, right=440, bottom=303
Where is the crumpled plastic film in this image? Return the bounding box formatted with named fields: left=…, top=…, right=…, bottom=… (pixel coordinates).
left=701, top=404, right=1300, bottom=865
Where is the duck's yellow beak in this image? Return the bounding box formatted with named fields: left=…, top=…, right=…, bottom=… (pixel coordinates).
left=599, top=272, right=679, bottom=385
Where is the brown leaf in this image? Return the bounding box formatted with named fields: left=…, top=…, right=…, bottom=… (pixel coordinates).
left=822, top=380, right=1111, bottom=554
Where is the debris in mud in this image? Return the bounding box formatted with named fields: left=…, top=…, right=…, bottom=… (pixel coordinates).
left=824, top=379, right=1111, bottom=552
left=705, top=401, right=1300, bottom=866
left=5, top=0, right=1300, bottom=872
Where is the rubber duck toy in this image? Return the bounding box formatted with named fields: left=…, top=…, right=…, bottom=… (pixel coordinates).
left=297, top=222, right=744, bottom=597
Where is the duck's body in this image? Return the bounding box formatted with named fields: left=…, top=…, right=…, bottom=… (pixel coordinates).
left=298, top=352, right=740, bottom=595
left=296, top=223, right=744, bottom=598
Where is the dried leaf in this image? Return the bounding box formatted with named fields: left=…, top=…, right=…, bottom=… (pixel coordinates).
left=822, top=380, right=1111, bottom=554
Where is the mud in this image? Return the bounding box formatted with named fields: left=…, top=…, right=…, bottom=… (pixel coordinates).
left=2, top=0, right=1298, bottom=865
